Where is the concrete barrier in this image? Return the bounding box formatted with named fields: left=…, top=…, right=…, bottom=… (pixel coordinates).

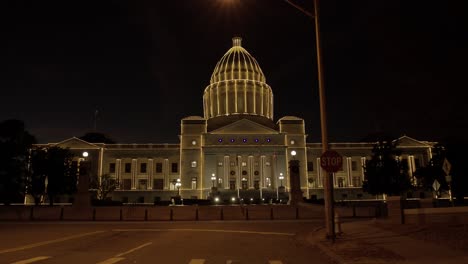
left=334, top=207, right=354, bottom=218
left=94, top=207, right=121, bottom=221
left=172, top=206, right=197, bottom=221
left=245, top=206, right=271, bottom=220
left=147, top=207, right=171, bottom=221
left=404, top=207, right=468, bottom=224
left=122, top=207, right=147, bottom=221
left=272, top=206, right=296, bottom=220
left=0, top=206, right=32, bottom=221
left=297, top=205, right=323, bottom=219
left=32, top=206, right=62, bottom=221
left=197, top=206, right=222, bottom=220
left=221, top=206, right=245, bottom=220
left=63, top=207, right=93, bottom=221
left=355, top=206, right=376, bottom=217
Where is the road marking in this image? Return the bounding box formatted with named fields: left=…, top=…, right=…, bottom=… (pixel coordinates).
left=0, top=231, right=105, bottom=255
left=11, top=256, right=51, bottom=264
left=269, top=261, right=283, bottom=264
left=95, top=257, right=125, bottom=264
left=97, top=242, right=152, bottom=264
left=115, top=242, right=152, bottom=257
left=188, top=259, right=205, bottom=264
left=112, top=229, right=294, bottom=236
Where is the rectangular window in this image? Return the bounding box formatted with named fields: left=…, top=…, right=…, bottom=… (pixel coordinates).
left=155, top=163, right=163, bottom=173
left=191, top=178, right=197, bottom=190
left=138, top=179, right=147, bottom=190
left=171, top=163, right=178, bottom=173
left=109, top=163, right=116, bottom=173
left=191, top=161, right=197, bottom=168
left=352, top=161, right=357, bottom=171
left=122, top=179, right=131, bottom=189
left=124, top=163, right=131, bottom=173
left=307, top=161, right=314, bottom=171
left=308, top=177, right=316, bottom=188
left=218, top=162, right=223, bottom=166
left=242, top=162, right=247, bottom=167
left=254, top=180, right=259, bottom=190
left=153, top=179, right=164, bottom=190
left=229, top=180, right=236, bottom=190
left=352, top=176, right=362, bottom=187
left=140, top=163, right=147, bottom=173
left=337, top=178, right=345, bottom=188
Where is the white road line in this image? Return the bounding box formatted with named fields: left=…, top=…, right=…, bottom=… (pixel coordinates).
left=0, top=231, right=105, bottom=255
left=115, top=242, right=152, bottom=257
left=269, top=261, right=283, bottom=264
left=112, top=229, right=294, bottom=236
left=11, top=256, right=51, bottom=264
left=188, top=259, right=205, bottom=264
left=96, top=242, right=152, bottom=264
left=95, top=257, right=125, bottom=264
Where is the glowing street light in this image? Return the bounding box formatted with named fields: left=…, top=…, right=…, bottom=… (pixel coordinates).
left=279, top=173, right=285, bottom=187
left=211, top=173, right=216, bottom=188
left=175, top=178, right=181, bottom=196
left=82, top=151, right=89, bottom=158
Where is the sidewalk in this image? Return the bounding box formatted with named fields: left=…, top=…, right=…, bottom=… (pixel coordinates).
left=308, top=219, right=468, bottom=264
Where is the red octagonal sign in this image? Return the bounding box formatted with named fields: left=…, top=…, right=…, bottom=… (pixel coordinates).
left=320, top=150, right=343, bottom=173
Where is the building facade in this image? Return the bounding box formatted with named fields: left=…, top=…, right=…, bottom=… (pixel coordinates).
left=37, top=37, right=436, bottom=203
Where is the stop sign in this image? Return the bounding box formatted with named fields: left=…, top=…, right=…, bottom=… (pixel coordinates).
left=320, top=150, right=343, bottom=173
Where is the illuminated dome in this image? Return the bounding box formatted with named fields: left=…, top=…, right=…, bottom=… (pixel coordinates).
left=203, top=37, right=274, bottom=129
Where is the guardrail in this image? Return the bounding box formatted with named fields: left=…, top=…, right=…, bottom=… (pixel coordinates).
left=0, top=204, right=325, bottom=221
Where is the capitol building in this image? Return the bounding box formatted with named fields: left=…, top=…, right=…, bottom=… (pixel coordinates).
left=39, top=37, right=436, bottom=203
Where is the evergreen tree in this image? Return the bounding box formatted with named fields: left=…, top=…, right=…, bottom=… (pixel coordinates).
left=363, top=139, right=410, bottom=196
left=0, top=120, right=36, bottom=204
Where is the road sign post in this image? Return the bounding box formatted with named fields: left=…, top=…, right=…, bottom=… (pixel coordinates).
left=320, top=150, right=343, bottom=241
left=320, top=150, right=343, bottom=173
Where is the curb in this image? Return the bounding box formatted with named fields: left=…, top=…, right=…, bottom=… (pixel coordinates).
left=307, top=228, right=348, bottom=264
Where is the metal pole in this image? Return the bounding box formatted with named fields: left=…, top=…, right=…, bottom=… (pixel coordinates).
left=314, top=0, right=335, bottom=241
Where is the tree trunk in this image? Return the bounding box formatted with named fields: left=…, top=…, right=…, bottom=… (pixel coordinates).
left=34, top=196, right=40, bottom=206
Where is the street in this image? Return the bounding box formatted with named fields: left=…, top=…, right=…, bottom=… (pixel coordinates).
left=0, top=220, right=331, bottom=264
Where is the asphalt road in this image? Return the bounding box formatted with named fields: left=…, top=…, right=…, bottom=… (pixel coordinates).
left=0, top=220, right=332, bottom=264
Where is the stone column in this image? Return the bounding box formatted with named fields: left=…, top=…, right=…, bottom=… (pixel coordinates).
left=116, top=159, right=121, bottom=190
left=272, top=154, right=277, bottom=188
left=224, top=156, right=230, bottom=189
left=360, top=157, right=366, bottom=182
left=148, top=158, right=153, bottom=190
left=237, top=155, right=242, bottom=191
left=316, top=158, right=323, bottom=188
left=131, top=159, right=137, bottom=190
left=164, top=159, right=169, bottom=190
left=248, top=155, right=254, bottom=189
left=289, top=160, right=303, bottom=205
left=260, top=155, right=266, bottom=188
left=346, top=157, right=352, bottom=187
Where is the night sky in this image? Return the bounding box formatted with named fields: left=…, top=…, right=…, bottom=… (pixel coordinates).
left=2, top=0, right=467, bottom=144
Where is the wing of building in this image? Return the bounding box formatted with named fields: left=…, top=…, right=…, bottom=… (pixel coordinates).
left=35, top=37, right=436, bottom=203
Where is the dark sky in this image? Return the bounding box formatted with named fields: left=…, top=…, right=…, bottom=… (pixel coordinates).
left=2, top=0, right=467, bottom=144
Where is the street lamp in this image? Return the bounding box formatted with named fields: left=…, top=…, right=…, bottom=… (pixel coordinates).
left=277, top=172, right=285, bottom=201
left=175, top=178, right=181, bottom=196
left=279, top=173, right=284, bottom=187
left=211, top=173, right=216, bottom=188
left=284, top=0, right=335, bottom=241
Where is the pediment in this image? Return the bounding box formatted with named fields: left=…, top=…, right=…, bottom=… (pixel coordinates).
left=210, top=119, right=279, bottom=135
left=394, top=136, right=430, bottom=147
left=54, top=137, right=101, bottom=149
